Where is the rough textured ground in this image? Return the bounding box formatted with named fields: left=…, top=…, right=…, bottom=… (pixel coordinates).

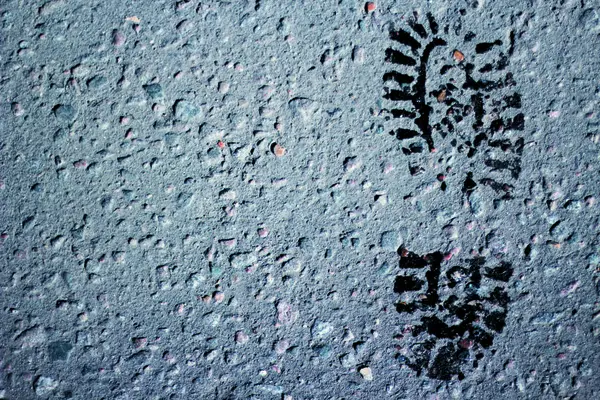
left=1, top=0, right=600, bottom=399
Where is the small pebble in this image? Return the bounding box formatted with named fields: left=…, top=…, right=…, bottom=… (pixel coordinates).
left=274, top=339, right=290, bottom=354
left=314, top=344, right=332, bottom=359
left=229, top=252, right=257, bottom=269
left=219, top=189, right=236, bottom=200
left=453, top=50, right=465, bottom=62
left=443, top=224, right=459, bottom=240
left=235, top=331, right=249, bottom=344
left=343, top=156, right=361, bottom=172
left=174, top=99, right=201, bottom=121
left=87, top=75, right=107, bottom=89
left=437, top=90, right=447, bottom=102
left=112, top=29, right=126, bottom=46
left=53, top=104, right=76, bottom=121
left=311, top=320, right=333, bottom=339
left=132, top=337, right=148, bottom=348
left=143, top=83, right=163, bottom=100
left=288, top=97, right=319, bottom=122
left=380, top=231, right=401, bottom=251
left=277, top=301, right=298, bottom=325
left=340, top=353, right=357, bottom=367
left=352, top=46, right=365, bottom=63
left=34, top=376, right=58, bottom=396
left=11, top=102, right=24, bottom=116
left=359, top=366, right=373, bottom=381
left=272, top=143, right=286, bottom=157
left=48, top=341, right=73, bottom=361
left=213, top=291, right=225, bottom=303
left=257, top=227, right=269, bottom=237
left=218, top=81, right=230, bottom=94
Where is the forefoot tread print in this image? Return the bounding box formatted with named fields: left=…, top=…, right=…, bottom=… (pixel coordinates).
left=382, top=11, right=524, bottom=209
left=381, top=11, right=525, bottom=381
left=394, top=248, right=513, bottom=380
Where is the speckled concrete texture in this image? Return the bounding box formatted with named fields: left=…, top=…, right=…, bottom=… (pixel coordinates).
left=1, top=0, right=599, bottom=399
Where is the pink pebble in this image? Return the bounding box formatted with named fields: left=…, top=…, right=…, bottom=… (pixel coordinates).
left=73, top=160, right=87, bottom=168
left=276, top=302, right=298, bottom=325
left=11, top=103, right=24, bottom=116
left=585, top=196, right=595, bottom=207
left=220, top=238, right=237, bottom=247
left=224, top=206, right=237, bottom=217
left=213, top=291, right=224, bottom=303
left=205, top=245, right=215, bottom=262
left=274, top=339, right=289, bottom=354
left=275, top=254, right=290, bottom=264
left=560, top=281, right=580, bottom=297
left=163, top=351, right=176, bottom=364
left=235, top=331, right=249, bottom=344
left=132, top=337, right=147, bottom=348
left=112, top=29, right=126, bottom=46
left=258, top=227, right=269, bottom=237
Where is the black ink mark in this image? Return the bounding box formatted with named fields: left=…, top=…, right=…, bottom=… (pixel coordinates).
left=381, top=12, right=525, bottom=208
left=383, top=13, right=446, bottom=153
left=394, top=248, right=513, bottom=380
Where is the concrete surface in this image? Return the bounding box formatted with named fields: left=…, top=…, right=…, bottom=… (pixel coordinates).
left=1, top=0, right=599, bottom=399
